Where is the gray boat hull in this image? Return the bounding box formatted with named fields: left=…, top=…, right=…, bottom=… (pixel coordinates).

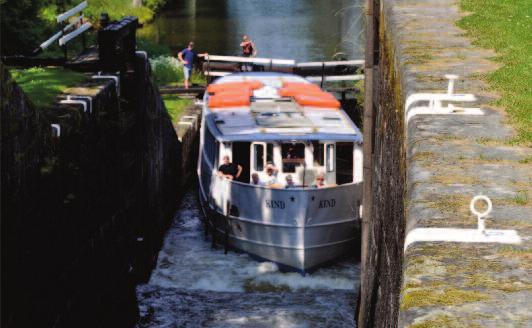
left=198, top=174, right=361, bottom=272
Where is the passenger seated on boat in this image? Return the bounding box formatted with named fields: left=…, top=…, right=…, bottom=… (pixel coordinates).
left=251, top=172, right=265, bottom=186
left=311, top=173, right=326, bottom=188
left=218, top=155, right=242, bottom=180
left=284, top=175, right=296, bottom=189
left=263, top=164, right=279, bottom=186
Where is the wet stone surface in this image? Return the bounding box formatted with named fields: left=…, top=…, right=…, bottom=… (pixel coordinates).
left=136, top=192, right=359, bottom=328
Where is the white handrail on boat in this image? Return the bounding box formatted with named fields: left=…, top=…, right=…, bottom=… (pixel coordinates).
left=57, top=1, right=88, bottom=23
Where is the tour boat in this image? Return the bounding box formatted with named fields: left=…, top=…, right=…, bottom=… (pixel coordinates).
left=197, top=72, right=363, bottom=272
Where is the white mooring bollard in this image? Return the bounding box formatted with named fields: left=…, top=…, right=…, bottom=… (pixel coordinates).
left=470, top=195, right=492, bottom=234
left=404, top=195, right=521, bottom=251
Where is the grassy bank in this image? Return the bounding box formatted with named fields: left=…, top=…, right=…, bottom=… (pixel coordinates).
left=10, top=67, right=86, bottom=108
left=162, top=94, right=193, bottom=126
left=458, top=0, right=532, bottom=145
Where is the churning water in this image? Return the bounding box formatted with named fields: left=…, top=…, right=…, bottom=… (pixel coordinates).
left=136, top=191, right=360, bottom=327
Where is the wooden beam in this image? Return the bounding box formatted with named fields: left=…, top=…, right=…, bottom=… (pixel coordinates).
left=205, top=55, right=295, bottom=65
left=59, top=23, right=92, bottom=46
left=306, top=74, right=364, bottom=82
left=56, top=1, right=87, bottom=23
left=204, top=71, right=231, bottom=77
left=296, top=60, right=364, bottom=67
left=40, top=15, right=84, bottom=50
left=358, top=0, right=377, bottom=326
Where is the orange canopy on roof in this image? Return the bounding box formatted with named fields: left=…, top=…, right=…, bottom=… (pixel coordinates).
left=207, top=81, right=263, bottom=94
left=208, top=94, right=251, bottom=108
left=282, top=82, right=322, bottom=91
left=293, top=93, right=340, bottom=109
left=278, top=87, right=325, bottom=97
left=213, top=88, right=254, bottom=98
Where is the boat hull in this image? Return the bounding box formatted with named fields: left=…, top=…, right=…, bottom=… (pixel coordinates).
left=198, top=176, right=361, bottom=272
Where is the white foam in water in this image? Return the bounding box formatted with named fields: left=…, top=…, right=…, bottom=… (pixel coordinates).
left=147, top=192, right=359, bottom=293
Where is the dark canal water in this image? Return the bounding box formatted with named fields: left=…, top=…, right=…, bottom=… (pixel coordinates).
left=139, top=0, right=364, bottom=61
left=137, top=2, right=364, bottom=326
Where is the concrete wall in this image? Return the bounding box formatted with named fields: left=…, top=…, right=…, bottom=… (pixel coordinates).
left=1, top=53, right=182, bottom=327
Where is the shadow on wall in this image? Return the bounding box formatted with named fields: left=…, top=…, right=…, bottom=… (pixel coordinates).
left=1, top=53, right=182, bottom=328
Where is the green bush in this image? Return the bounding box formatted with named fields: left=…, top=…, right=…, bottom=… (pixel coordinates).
left=150, top=56, right=183, bottom=86
left=144, top=0, right=167, bottom=12
left=83, top=0, right=153, bottom=23
left=1, top=0, right=49, bottom=55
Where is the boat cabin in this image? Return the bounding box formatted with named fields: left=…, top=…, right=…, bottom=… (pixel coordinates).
left=202, top=73, right=363, bottom=188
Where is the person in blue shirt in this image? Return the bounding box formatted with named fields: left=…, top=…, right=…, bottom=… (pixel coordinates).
left=178, top=41, right=207, bottom=89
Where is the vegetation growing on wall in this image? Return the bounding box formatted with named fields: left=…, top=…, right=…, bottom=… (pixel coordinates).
left=162, top=94, right=193, bottom=126
left=458, top=0, right=532, bottom=145
left=10, top=67, right=86, bottom=108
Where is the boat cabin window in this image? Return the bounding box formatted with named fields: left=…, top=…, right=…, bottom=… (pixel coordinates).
left=253, top=143, right=265, bottom=171
left=336, top=142, right=354, bottom=185
left=204, top=128, right=217, bottom=165
left=266, top=143, right=274, bottom=164
left=312, top=142, right=324, bottom=167
left=281, top=143, right=305, bottom=173
left=326, top=144, right=335, bottom=172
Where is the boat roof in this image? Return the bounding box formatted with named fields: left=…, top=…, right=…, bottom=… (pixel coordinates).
left=204, top=72, right=363, bottom=143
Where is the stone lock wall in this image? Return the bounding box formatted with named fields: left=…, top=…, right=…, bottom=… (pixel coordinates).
left=359, top=23, right=407, bottom=327
left=1, top=53, right=182, bottom=328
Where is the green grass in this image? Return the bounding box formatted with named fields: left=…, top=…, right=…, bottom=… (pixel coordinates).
left=10, top=67, right=86, bottom=108
left=162, top=94, right=193, bottom=125
left=458, top=0, right=532, bottom=145
left=511, top=190, right=529, bottom=206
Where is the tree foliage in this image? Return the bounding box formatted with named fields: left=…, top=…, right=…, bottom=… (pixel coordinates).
left=0, top=0, right=49, bottom=55
left=0, top=0, right=169, bottom=56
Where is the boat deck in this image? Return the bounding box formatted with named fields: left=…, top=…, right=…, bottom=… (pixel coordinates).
left=205, top=73, right=362, bottom=141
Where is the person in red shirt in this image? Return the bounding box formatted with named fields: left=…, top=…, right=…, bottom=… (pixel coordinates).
left=240, top=35, right=257, bottom=72
left=240, top=35, right=257, bottom=57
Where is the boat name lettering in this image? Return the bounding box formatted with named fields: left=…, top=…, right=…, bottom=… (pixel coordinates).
left=265, top=200, right=286, bottom=209
left=319, top=199, right=336, bottom=208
